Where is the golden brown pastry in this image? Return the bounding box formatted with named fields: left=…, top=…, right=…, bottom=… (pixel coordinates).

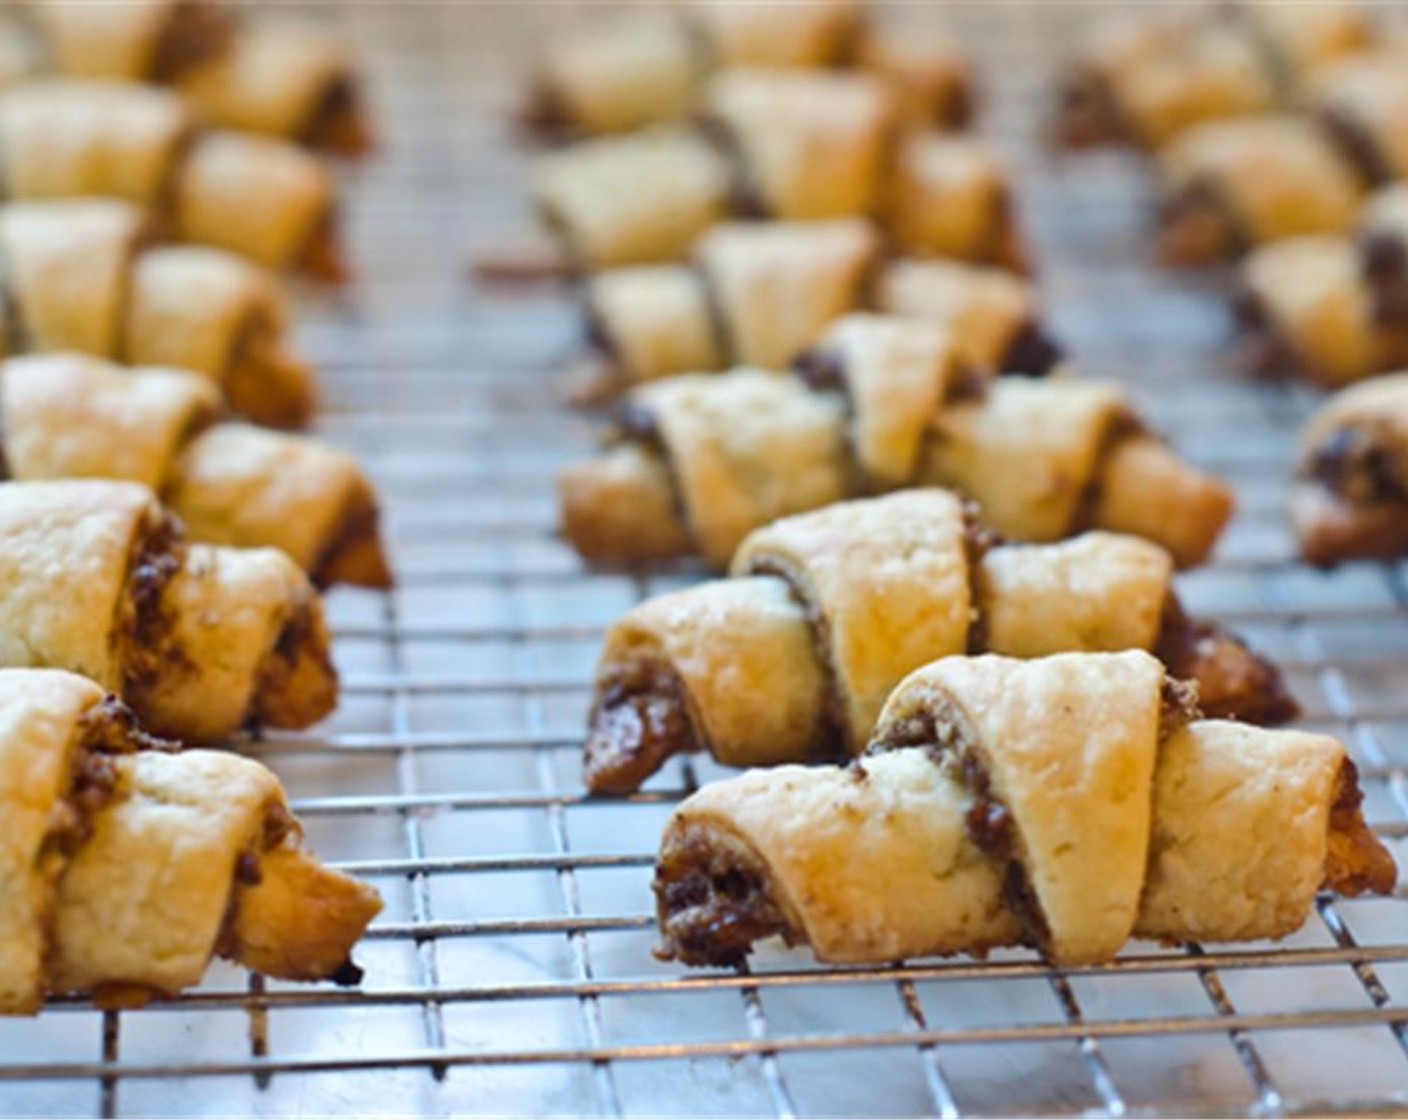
left=583, top=491, right=1295, bottom=793
left=1234, top=183, right=1408, bottom=387
left=856, top=20, right=972, bottom=129
left=578, top=243, right=1059, bottom=401
left=1054, top=11, right=1278, bottom=150
left=654, top=650, right=1394, bottom=967
left=532, top=127, right=732, bottom=270
left=1291, top=372, right=1408, bottom=564
left=0, top=80, right=343, bottom=279
left=692, top=1, right=862, bottom=69
left=876, top=258, right=1058, bottom=374
left=530, top=69, right=1020, bottom=272
left=559, top=368, right=1233, bottom=570
left=521, top=10, right=703, bottom=137
left=1312, top=53, right=1408, bottom=186
left=884, top=133, right=1026, bottom=269
left=704, top=67, right=895, bottom=220
left=0, top=667, right=379, bottom=1015
left=176, top=17, right=371, bottom=155
left=1053, top=3, right=1373, bottom=150
left=28, top=0, right=231, bottom=82
left=1157, top=114, right=1364, bottom=265
left=0, top=478, right=336, bottom=742
left=0, top=353, right=389, bottom=588
left=0, top=199, right=315, bottom=427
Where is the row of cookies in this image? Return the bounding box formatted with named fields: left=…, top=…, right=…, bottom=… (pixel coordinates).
left=516, top=7, right=1399, bottom=969
left=0, top=3, right=389, bottom=1014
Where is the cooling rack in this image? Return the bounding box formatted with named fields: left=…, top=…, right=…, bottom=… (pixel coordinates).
left=4, top=2, right=1408, bottom=1116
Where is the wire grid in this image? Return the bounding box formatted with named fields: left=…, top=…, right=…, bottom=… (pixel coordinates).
left=3, top=3, right=1408, bottom=1116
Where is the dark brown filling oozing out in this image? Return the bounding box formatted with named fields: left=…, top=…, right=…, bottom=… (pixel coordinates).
left=696, top=116, right=769, bottom=219
left=1154, top=594, right=1299, bottom=726
left=611, top=402, right=666, bottom=452
left=1306, top=424, right=1408, bottom=508
left=1158, top=179, right=1248, bottom=264
left=998, top=319, right=1063, bottom=376
left=1324, top=757, right=1398, bottom=897
left=304, top=78, right=373, bottom=158
left=1052, top=69, right=1124, bottom=149
left=250, top=602, right=339, bottom=731
left=961, top=502, right=1002, bottom=655
left=1230, top=284, right=1301, bottom=377
left=938, top=76, right=974, bottom=132
left=1361, top=229, right=1408, bottom=329
left=119, top=513, right=189, bottom=698
left=150, top=0, right=233, bottom=82
left=1320, top=106, right=1393, bottom=189
left=792, top=346, right=846, bottom=394
left=653, top=822, right=795, bottom=967
left=583, top=661, right=698, bottom=794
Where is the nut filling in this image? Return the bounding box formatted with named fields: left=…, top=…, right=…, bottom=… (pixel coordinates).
left=1325, top=758, right=1399, bottom=897
left=1154, top=594, right=1299, bottom=725
left=653, top=822, right=795, bottom=967
left=584, top=661, right=698, bottom=794
left=1306, top=424, right=1408, bottom=509
left=119, top=513, right=188, bottom=697
left=869, top=681, right=1198, bottom=955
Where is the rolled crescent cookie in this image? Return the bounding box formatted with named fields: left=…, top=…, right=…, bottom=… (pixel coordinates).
left=654, top=650, right=1394, bottom=967
left=583, top=490, right=1294, bottom=793
left=0, top=478, right=337, bottom=742
left=560, top=370, right=1233, bottom=570
left=0, top=198, right=315, bottom=427
left=0, top=666, right=380, bottom=1015
left=0, top=353, right=390, bottom=588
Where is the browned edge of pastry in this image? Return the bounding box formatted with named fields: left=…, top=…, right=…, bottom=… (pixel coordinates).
left=1154, top=594, right=1299, bottom=725
left=150, top=1, right=235, bottom=83
left=1049, top=65, right=1127, bottom=150
left=312, top=481, right=393, bottom=591
left=304, top=77, right=375, bottom=158
left=118, top=510, right=191, bottom=699
left=1318, top=105, right=1395, bottom=190
left=223, top=312, right=317, bottom=430
left=653, top=816, right=800, bottom=967
left=249, top=595, right=339, bottom=732
left=1293, top=421, right=1408, bottom=566
left=1325, top=758, right=1398, bottom=897
left=1156, top=179, right=1249, bottom=267
left=298, top=211, right=350, bottom=285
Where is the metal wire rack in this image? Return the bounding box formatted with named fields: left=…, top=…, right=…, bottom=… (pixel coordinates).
left=4, top=2, right=1408, bottom=1116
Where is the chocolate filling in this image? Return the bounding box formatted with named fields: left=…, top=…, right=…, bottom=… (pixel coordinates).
left=653, top=822, right=795, bottom=967
left=792, top=346, right=845, bottom=394
left=998, top=319, right=1063, bottom=376
left=583, top=660, right=698, bottom=794
left=1154, top=595, right=1299, bottom=725
left=119, top=513, right=188, bottom=698
left=938, top=76, right=974, bottom=132
left=1320, top=106, right=1393, bottom=189
left=962, top=503, right=1002, bottom=655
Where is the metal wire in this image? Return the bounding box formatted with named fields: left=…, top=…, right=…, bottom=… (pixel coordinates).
left=3, top=3, right=1408, bottom=1117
